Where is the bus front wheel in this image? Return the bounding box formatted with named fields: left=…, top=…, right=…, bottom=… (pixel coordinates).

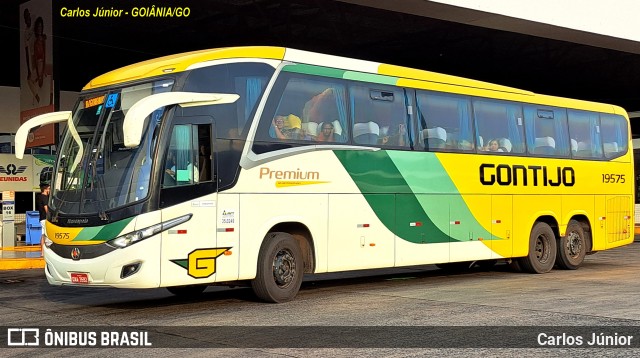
left=252, top=232, right=304, bottom=303
left=556, top=220, right=586, bottom=270
left=518, top=222, right=557, bottom=274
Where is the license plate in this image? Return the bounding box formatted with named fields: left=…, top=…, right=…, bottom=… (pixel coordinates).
left=70, top=273, right=89, bottom=284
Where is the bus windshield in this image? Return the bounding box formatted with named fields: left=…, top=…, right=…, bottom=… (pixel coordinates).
left=51, top=79, right=174, bottom=216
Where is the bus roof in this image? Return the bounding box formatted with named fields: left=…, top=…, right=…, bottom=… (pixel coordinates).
left=83, top=46, right=287, bottom=90
left=82, top=46, right=624, bottom=115
left=83, top=46, right=530, bottom=94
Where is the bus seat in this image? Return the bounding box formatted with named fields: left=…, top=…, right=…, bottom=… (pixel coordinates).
left=302, top=122, right=319, bottom=137
left=423, top=127, right=447, bottom=149
left=570, top=139, right=578, bottom=153
left=576, top=141, right=592, bottom=157
left=603, top=142, right=619, bottom=156
left=332, top=120, right=343, bottom=136
left=497, top=138, right=512, bottom=152
left=534, top=136, right=556, bottom=155
left=445, top=132, right=458, bottom=148
left=353, top=121, right=380, bottom=145
left=477, top=136, right=484, bottom=148
left=577, top=141, right=589, bottom=151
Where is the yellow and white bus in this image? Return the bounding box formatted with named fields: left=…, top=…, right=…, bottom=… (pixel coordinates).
left=16, top=46, right=634, bottom=302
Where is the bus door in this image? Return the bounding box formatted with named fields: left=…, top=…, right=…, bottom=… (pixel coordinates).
left=159, top=117, right=221, bottom=287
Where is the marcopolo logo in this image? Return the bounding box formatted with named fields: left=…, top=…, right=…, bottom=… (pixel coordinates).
left=0, top=164, right=28, bottom=182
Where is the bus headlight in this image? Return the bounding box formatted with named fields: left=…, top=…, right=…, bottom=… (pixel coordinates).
left=106, top=214, right=192, bottom=249
left=110, top=231, right=147, bottom=248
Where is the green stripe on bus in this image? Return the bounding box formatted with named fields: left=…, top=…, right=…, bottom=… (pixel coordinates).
left=343, top=71, right=398, bottom=85
left=334, top=150, right=450, bottom=244
left=73, top=217, right=134, bottom=242
left=334, top=150, right=495, bottom=243
left=387, top=151, right=494, bottom=242
left=282, top=64, right=346, bottom=79
left=282, top=65, right=398, bottom=85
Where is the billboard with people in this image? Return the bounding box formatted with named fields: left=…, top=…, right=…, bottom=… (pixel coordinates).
left=19, top=0, right=55, bottom=148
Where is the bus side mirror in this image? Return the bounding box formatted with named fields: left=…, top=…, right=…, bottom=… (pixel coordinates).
left=123, top=92, right=240, bottom=148
left=15, top=111, right=72, bottom=159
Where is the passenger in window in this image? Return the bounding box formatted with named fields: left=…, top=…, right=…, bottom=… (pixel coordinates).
left=187, top=160, right=199, bottom=183
left=270, top=115, right=287, bottom=139
left=482, top=139, right=499, bottom=152
left=282, top=114, right=307, bottom=140
left=198, top=145, right=211, bottom=182
left=317, top=122, right=342, bottom=142
left=379, top=123, right=406, bottom=146
left=271, top=114, right=311, bottom=140
left=164, top=152, right=177, bottom=186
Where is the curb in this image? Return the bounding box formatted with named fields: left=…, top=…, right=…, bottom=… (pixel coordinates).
left=0, top=246, right=44, bottom=270
left=0, top=258, right=45, bottom=270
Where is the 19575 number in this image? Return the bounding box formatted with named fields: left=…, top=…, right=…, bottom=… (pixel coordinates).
left=602, top=174, right=625, bottom=183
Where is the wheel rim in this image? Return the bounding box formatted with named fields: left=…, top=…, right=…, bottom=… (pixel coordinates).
left=566, top=231, right=583, bottom=258
left=272, top=248, right=296, bottom=288
left=534, top=234, right=551, bottom=264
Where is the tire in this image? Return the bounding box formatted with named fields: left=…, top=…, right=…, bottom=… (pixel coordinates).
left=556, top=220, right=586, bottom=270
left=251, top=232, right=304, bottom=303
left=166, top=284, right=207, bottom=297
left=517, top=222, right=557, bottom=274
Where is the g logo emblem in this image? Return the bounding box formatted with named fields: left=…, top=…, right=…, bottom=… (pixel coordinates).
left=170, top=248, right=230, bottom=278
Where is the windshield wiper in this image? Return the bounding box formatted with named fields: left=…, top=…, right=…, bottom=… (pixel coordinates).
left=89, top=152, right=110, bottom=221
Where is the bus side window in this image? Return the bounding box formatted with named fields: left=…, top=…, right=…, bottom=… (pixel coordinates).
left=600, top=114, right=628, bottom=159
left=259, top=74, right=348, bottom=144
left=197, top=124, right=212, bottom=182
left=524, top=106, right=569, bottom=157
left=163, top=124, right=199, bottom=187
left=567, top=110, right=602, bottom=159
left=473, top=99, right=524, bottom=154
left=416, top=91, right=473, bottom=152
left=163, top=149, right=177, bottom=187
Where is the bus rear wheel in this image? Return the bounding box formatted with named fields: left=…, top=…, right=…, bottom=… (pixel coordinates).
left=251, top=232, right=304, bottom=303
left=518, top=222, right=557, bottom=274
left=556, top=220, right=586, bottom=270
